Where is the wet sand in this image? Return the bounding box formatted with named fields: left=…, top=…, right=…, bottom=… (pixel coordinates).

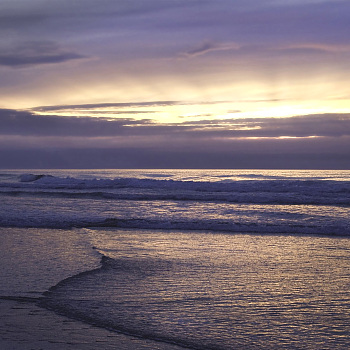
left=0, top=228, right=183, bottom=350
left=0, top=298, right=173, bottom=350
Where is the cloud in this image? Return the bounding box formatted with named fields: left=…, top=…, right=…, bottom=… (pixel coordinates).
left=280, top=43, right=350, bottom=53
left=31, top=101, right=237, bottom=113
left=32, top=101, right=179, bottom=112
left=0, top=109, right=154, bottom=137
left=182, top=41, right=240, bottom=58
left=0, top=41, right=86, bottom=67
left=1, top=0, right=350, bottom=106
left=1, top=107, right=350, bottom=140
left=176, top=114, right=350, bottom=138
left=1, top=107, right=349, bottom=169
left=0, top=0, right=201, bottom=35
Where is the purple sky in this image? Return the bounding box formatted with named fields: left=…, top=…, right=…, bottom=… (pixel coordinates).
left=0, top=0, right=350, bottom=168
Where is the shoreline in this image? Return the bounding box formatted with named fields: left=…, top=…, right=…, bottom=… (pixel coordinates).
left=0, top=298, right=130, bottom=350
left=1, top=298, right=185, bottom=350
left=0, top=227, right=184, bottom=350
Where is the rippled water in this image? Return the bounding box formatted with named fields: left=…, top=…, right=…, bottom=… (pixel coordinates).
left=41, top=229, right=350, bottom=350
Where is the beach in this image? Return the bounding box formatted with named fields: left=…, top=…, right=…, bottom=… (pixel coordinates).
left=0, top=169, right=349, bottom=349
left=1, top=226, right=350, bottom=349
left=0, top=227, right=183, bottom=350
left=0, top=298, right=154, bottom=350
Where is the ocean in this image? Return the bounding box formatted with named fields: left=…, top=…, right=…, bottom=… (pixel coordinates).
left=0, top=169, right=349, bottom=349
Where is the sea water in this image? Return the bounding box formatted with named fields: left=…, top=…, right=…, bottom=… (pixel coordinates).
left=0, top=169, right=349, bottom=349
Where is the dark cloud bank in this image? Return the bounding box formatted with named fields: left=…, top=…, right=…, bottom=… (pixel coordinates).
left=0, top=107, right=349, bottom=169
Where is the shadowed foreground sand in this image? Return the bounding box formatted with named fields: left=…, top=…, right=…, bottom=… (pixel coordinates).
left=0, top=298, right=164, bottom=350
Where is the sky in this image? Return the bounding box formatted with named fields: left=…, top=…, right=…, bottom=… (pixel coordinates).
left=0, top=0, right=350, bottom=169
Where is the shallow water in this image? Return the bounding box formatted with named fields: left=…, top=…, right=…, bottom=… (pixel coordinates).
left=41, top=229, right=350, bottom=350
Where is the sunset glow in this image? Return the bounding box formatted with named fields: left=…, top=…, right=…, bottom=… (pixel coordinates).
left=1, top=0, right=350, bottom=168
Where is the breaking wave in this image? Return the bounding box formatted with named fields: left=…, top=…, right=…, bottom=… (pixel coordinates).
left=0, top=170, right=349, bottom=235
left=0, top=173, right=347, bottom=207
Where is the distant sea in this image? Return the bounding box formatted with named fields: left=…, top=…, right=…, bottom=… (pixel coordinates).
left=0, top=169, right=349, bottom=349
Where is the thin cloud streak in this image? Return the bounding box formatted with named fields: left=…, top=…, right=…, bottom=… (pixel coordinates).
left=0, top=42, right=86, bottom=68
left=181, top=41, right=241, bottom=58
left=32, top=101, right=179, bottom=112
